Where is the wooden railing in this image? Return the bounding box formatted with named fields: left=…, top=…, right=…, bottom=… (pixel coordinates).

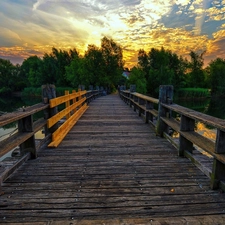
left=120, top=85, right=225, bottom=191
left=47, top=89, right=90, bottom=147
left=0, top=86, right=100, bottom=188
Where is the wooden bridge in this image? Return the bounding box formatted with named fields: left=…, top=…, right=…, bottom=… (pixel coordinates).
left=1, top=85, right=225, bottom=224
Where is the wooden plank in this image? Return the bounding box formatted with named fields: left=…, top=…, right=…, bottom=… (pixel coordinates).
left=0, top=152, right=30, bottom=185
left=1, top=216, right=225, bottom=225
left=1, top=95, right=225, bottom=223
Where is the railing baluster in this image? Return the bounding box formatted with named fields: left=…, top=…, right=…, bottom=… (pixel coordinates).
left=156, top=85, right=173, bottom=137
left=18, top=115, right=36, bottom=159
left=138, top=98, right=145, bottom=117
left=179, top=115, right=195, bottom=156
left=146, top=101, right=154, bottom=123
left=65, top=90, right=70, bottom=119
left=211, top=129, right=225, bottom=189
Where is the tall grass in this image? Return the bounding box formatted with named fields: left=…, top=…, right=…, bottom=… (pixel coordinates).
left=176, top=88, right=211, bottom=99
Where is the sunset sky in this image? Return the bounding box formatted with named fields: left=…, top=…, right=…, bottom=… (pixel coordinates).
left=0, top=0, right=225, bottom=68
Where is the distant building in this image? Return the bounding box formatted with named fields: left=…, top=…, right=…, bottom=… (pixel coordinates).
left=122, top=71, right=130, bottom=79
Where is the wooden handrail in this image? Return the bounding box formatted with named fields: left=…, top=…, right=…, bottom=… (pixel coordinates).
left=120, top=85, right=225, bottom=191
left=47, top=90, right=88, bottom=147
left=0, top=103, right=48, bottom=127
left=0, top=103, right=49, bottom=159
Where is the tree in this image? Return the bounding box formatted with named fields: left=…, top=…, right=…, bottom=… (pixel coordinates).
left=65, top=55, right=87, bottom=88
left=0, top=58, right=21, bottom=95
left=146, top=48, right=176, bottom=96
left=50, top=47, right=72, bottom=86
left=187, top=51, right=206, bottom=87
left=42, top=53, right=57, bottom=84
left=20, top=56, right=43, bottom=87
left=84, top=44, right=105, bottom=86
left=138, top=49, right=150, bottom=79
left=41, top=47, right=79, bottom=87
left=101, top=37, right=124, bottom=88
left=207, top=58, right=225, bottom=96
left=128, top=67, right=147, bottom=94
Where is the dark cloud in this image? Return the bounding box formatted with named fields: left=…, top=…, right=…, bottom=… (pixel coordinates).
left=126, top=15, right=145, bottom=25
left=159, top=4, right=195, bottom=31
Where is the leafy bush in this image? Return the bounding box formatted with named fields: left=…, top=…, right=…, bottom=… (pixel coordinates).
left=176, top=88, right=210, bottom=98
left=22, top=86, right=78, bottom=97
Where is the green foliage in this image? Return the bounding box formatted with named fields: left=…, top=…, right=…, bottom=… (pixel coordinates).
left=128, top=67, right=147, bottom=94
left=0, top=58, right=24, bottom=95
left=65, top=37, right=124, bottom=91
left=101, top=37, right=124, bottom=86
left=207, top=58, right=225, bottom=96
left=0, top=86, right=11, bottom=95
left=22, top=86, right=76, bottom=97
left=137, top=47, right=188, bottom=97
left=186, top=51, right=206, bottom=88
left=84, top=44, right=105, bottom=86
left=65, top=56, right=86, bottom=88
left=55, top=87, right=75, bottom=96
left=21, top=56, right=43, bottom=87
left=22, top=87, right=42, bottom=96
left=176, top=88, right=210, bottom=98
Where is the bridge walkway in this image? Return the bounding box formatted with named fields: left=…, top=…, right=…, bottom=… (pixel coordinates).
left=1, top=94, right=225, bottom=224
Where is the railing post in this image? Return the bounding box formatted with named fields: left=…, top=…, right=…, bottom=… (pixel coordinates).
left=78, top=87, right=82, bottom=109
left=18, top=115, right=36, bottom=159
left=130, top=85, right=136, bottom=93
left=138, top=98, right=145, bottom=117
left=78, top=85, right=85, bottom=91
left=130, top=85, right=136, bottom=109
left=72, top=90, right=77, bottom=113
left=89, top=85, right=93, bottom=102
left=156, top=85, right=173, bottom=137
left=211, top=129, right=225, bottom=189
left=65, top=90, right=70, bottom=119
left=42, top=84, right=58, bottom=135
left=146, top=101, right=154, bottom=123
left=179, top=116, right=195, bottom=156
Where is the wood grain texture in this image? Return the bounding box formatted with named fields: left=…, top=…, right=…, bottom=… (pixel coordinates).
left=1, top=94, right=225, bottom=224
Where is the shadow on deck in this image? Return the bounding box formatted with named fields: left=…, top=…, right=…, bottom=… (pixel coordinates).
left=1, top=94, right=225, bottom=224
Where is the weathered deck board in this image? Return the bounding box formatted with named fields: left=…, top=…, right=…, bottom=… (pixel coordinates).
left=1, top=94, right=225, bottom=224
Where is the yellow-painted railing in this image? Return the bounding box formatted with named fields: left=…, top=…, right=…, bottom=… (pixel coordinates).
left=47, top=90, right=88, bottom=148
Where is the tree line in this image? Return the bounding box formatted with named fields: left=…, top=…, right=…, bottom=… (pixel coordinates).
left=0, top=36, right=225, bottom=97
left=0, top=37, right=125, bottom=96
left=128, top=48, right=225, bottom=97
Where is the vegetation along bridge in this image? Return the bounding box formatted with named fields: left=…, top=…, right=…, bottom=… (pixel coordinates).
left=1, top=85, right=225, bottom=224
